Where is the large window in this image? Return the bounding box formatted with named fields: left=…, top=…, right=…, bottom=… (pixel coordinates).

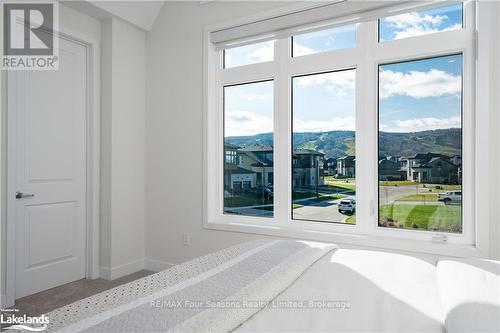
left=206, top=1, right=481, bottom=252
left=223, top=81, right=274, bottom=217
left=292, top=70, right=356, bottom=223
left=378, top=54, right=463, bottom=233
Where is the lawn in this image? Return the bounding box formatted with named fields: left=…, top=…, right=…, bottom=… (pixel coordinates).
left=345, top=215, right=356, bottom=224
left=379, top=203, right=461, bottom=232
left=396, top=193, right=438, bottom=202
left=293, top=192, right=345, bottom=202
left=379, top=180, right=420, bottom=186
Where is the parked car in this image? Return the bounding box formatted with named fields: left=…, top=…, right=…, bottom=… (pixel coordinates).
left=338, top=199, right=356, bottom=214
left=438, top=191, right=462, bottom=204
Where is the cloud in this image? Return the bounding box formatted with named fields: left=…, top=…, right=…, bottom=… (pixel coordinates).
left=380, top=116, right=461, bottom=133
left=294, top=116, right=355, bottom=132
left=238, top=92, right=271, bottom=101
left=295, top=70, right=355, bottom=97
left=248, top=43, right=273, bottom=63
left=225, top=110, right=273, bottom=137
left=379, top=69, right=461, bottom=99
left=393, top=23, right=461, bottom=40
left=383, top=11, right=460, bottom=40
left=293, top=43, right=317, bottom=57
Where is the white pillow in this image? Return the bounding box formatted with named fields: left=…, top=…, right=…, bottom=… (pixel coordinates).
left=437, top=258, right=500, bottom=333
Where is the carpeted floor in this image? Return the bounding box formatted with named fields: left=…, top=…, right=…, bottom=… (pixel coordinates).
left=11, top=270, right=155, bottom=317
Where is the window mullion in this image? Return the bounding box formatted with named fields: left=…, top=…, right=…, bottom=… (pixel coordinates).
left=274, top=37, right=291, bottom=225
left=356, top=20, right=378, bottom=234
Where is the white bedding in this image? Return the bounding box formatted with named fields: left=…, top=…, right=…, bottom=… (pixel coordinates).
left=236, top=249, right=445, bottom=333
left=33, top=241, right=499, bottom=333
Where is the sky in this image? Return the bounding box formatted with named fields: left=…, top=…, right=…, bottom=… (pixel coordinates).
left=224, top=4, right=463, bottom=137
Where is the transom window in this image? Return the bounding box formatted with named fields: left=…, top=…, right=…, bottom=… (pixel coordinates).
left=205, top=1, right=478, bottom=251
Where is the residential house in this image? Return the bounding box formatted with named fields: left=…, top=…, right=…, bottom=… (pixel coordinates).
left=378, top=158, right=406, bottom=181
left=403, top=153, right=461, bottom=184
left=324, top=158, right=337, bottom=176
left=292, top=149, right=325, bottom=188
left=337, top=155, right=355, bottom=178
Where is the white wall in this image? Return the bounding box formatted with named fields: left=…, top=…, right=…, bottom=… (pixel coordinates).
left=145, top=1, right=291, bottom=265
left=100, top=17, right=146, bottom=279
left=145, top=1, right=500, bottom=266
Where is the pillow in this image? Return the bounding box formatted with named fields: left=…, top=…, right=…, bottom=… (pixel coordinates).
left=437, top=258, right=500, bottom=333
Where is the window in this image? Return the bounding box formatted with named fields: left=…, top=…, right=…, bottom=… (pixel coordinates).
left=206, top=1, right=481, bottom=253
left=223, top=80, right=274, bottom=217
left=379, top=3, right=463, bottom=42
left=292, top=69, right=356, bottom=223
left=292, top=24, right=356, bottom=57
left=378, top=54, right=463, bottom=233
left=224, top=41, right=274, bottom=68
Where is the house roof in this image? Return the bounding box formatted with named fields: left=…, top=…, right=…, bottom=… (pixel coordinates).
left=226, top=167, right=256, bottom=175
left=337, top=155, right=355, bottom=161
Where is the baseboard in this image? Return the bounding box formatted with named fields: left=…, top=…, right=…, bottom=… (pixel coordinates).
left=100, top=259, right=145, bottom=280
left=99, top=258, right=175, bottom=280
left=144, top=258, right=175, bottom=272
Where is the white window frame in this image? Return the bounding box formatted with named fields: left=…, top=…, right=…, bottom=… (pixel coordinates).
left=203, top=1, right=493, bottom=258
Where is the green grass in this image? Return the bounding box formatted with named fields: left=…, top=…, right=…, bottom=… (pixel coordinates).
left=424, top=184, right=461, bottom=191
left=345, top=215, right=356, bottom=224
left=396, top=193, right=438, bottom=202
left=292, top=203, right=303, bottom=209
left=293, top=192, right=345, bottom=202
left=379, top=203, right=461, bottom=232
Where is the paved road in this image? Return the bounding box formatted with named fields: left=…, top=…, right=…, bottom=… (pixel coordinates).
left=293, top=196, right=355, bottom=223
left=378, top=184, right=425, bottom=205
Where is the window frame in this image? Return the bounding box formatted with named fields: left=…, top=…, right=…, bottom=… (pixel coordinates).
left=203, top=0, right=492, bottom=258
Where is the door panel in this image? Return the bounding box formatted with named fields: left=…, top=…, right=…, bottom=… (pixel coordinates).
left=10, top=36, right=87, bottom=299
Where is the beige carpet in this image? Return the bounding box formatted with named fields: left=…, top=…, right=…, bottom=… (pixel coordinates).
left=11, top=270, right=154, bottom=317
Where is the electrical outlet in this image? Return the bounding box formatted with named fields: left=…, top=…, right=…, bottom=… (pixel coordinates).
left=183, top=232, right=191, bottom=246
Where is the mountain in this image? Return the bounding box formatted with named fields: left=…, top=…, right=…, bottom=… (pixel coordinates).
left=225, top=128, right=461, bottom=159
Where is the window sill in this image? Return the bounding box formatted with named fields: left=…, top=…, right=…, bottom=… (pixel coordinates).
left=203, top=220, right=487, bottom=259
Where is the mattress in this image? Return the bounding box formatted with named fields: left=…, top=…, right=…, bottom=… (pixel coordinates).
left=16, top=240, right=499, bottom=333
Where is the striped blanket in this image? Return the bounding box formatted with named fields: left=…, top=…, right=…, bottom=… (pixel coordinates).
left=43, top=239, right=335, bottom=333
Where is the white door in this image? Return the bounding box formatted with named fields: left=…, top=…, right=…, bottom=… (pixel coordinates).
left=9, top=35, right=88, bottom=299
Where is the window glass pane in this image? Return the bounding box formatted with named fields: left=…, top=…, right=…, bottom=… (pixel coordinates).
left=292, top=69, right=356, bottom=223
left=224, top=81, right=274, bottom=217
left=379, top=4, right=462, bottom=42
left=224, top=41, right=274, bottom=68
left=292, top=24, right=356, bottom=57
left=378, top=54, right=462, bottom=233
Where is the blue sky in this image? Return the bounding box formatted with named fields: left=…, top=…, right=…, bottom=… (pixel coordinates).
left=224, top=4, right=463, bottom=137
left=379, top=3, right=462, bottom=42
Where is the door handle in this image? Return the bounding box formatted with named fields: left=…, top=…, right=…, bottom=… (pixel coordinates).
left=15, top=191, right=35, bottom=199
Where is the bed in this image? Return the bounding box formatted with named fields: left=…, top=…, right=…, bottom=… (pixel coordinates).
left=28, top=240, right=500, bottom=332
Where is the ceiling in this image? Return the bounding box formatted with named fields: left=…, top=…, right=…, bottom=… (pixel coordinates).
left=63, top=1, right=165, bottom=31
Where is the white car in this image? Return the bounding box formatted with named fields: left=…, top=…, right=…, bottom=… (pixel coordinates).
left=438, top=191, right=462, bottom=204
left=338, top=199, right=356, bottom=214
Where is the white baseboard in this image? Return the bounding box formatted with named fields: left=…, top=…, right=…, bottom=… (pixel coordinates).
left=100, top=258, right=175, bottom=280
left=100, top=259, right=145, bottom=280
left=144, top=258, right=174, bottom=272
